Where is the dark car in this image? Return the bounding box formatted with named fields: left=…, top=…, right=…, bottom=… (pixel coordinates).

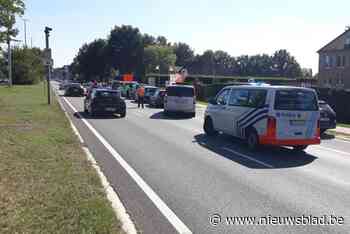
left=144, top=86, right=158, bottom=103
left=64, top=83, right=84, bottom=97
left=149, top=89, right=166, bottom=107
left=84, top=89, right=126, bottom=117
left=318, top=100, right=336, bottom=134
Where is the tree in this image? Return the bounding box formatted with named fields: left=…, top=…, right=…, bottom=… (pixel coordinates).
left=272, top=49, right=302, bottom=78
left=9, top=47, right=45, bottom=84
left=173, top=42, right=195, bottom=67
left=71, top=39, right=108, bottom=82
left=142, top=33, right=156, bottom=47
left=156, top=36, right=168, bottom=46
left=106, top=25, right=144, bottom=75
left=0, top=0, right=25, bottom=43
left=143, top=45, right=176, bottom=74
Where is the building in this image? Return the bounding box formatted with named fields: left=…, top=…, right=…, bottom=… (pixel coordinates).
left=318, top=28, right=350, bottom=90
left=53, top=65, right=71, bottom=81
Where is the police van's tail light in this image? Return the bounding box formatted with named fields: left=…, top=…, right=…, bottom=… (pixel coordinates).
left=267, top=116, right=276, bottom=138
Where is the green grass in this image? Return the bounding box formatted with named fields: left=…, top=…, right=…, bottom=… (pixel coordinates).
left=197, top=101, right=208, bottom=106
left=0, top=84, right=123, bottom=233
left=338, top=123, right=350, bottom=128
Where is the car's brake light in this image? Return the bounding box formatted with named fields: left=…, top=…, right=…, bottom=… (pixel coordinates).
left=266, top=116, right=276, bottom=138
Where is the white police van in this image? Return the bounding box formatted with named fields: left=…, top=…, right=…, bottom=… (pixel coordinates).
left=204, top=84, right=320, bottom=151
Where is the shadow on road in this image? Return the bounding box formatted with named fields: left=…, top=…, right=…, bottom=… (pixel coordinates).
left=193, top=134, right=317, bottom=169
left=150, top=111, right=193, bottom=120
left=73, top=111, right=123, bottom=120
left=321, top=132, right=335, bottom=140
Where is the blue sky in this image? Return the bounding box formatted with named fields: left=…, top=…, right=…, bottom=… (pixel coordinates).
left=15, top=0, right=350, bottom=73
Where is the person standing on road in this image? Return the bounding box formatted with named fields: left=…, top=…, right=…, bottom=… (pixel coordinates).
left=137, top=85, right=145, bottom=108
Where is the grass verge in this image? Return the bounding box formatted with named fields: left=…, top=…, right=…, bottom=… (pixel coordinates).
left=197, top=101, right=208, bottom=106
left=338, top=123, right=350, bottom=128
left=327, top=130, right=350, bottom=141
left=0, top=84, right=123, bottom=233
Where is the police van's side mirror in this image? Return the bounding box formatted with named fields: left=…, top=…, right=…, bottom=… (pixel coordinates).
left=208, top=97, right=217, bottom=105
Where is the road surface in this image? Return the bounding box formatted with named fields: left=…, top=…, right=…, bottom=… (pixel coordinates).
left=53, top=82, right=350, bottom=234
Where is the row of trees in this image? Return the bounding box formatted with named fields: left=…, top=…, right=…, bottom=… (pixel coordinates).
left=0, top=47, right=46, bottom=84
left=71, top=25, right=304, bottom=82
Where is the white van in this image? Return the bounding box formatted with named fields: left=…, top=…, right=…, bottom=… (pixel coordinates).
left=204, top=85, right=320, bottom=151
left=164, top=85, right=196, bottom=117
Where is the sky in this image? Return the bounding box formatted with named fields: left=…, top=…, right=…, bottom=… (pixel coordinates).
left=14, top=0, right=350, bottom=73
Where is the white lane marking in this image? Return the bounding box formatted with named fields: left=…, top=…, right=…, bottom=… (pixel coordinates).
left=62, top=97, right=192, bottom=234
left=315, top=145, right=350, bottom=157
left=222, top=147, right=274, bottom=168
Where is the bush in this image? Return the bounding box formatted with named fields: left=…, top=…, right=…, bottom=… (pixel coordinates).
left=11, top=47, right=45, bottom=85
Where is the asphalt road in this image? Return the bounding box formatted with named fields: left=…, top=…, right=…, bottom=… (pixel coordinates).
left=53, top=82, right=350, bottom=234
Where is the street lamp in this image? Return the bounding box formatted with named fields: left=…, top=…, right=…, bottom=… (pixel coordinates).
left=7, top=37, right=22, bottom=87
left=155, top=65, right=160, bottom=86
left=22, top=18, right=29, bottom=47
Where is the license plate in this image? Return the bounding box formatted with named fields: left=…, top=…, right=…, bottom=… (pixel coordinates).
left=320, top=117, right=329, bottom=121
left=105, top=108, right=116, bottom=111
left=290, top=120, right=305, bottom=126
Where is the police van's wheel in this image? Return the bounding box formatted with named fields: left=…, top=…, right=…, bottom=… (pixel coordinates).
left=247, top=130, right=259, bottom=151
left=293, top=145, right=308, bottom=151
left=204, top=117, right=217, bottom=136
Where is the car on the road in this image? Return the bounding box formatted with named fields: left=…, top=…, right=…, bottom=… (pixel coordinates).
left=64, top=83, right=85, bottom=97
left=163, top=85, right=196, bottom=117
left=59, top=82, right=68, bottom=90
left=134, top=85, right=158, bottom=103
left=204, top=85, right=320, bottom=151
left=112, top=81, right=138, bottom=99
left=84, top=88, right=126, bottom=117
left=318, top=100, right=336, bottom=134
left=149, top=89, right=166, bottom=108
left=144, top=86, right=158, bottom=103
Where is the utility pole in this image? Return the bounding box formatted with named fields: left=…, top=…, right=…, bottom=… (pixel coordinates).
left=44, top=26, right=53, bottom=105
left=7, top=35, right=12, bottom=87
left=22, top=18, right=29, bottom=47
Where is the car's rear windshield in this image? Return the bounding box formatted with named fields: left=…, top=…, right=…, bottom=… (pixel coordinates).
left=96, top=91, right=119, bottom=98
left=274, top=89, right=318, bottom=111
left=166, top=86, right=194, bottom=97
left=146, top=88, right=157, bottom=94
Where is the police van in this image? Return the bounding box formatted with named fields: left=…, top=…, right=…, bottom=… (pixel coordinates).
left=204, top=84, right=320, bottom=151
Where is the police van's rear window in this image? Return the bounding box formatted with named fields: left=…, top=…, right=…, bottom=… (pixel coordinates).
left=274, top=90, right=318, bottom=111
left=166, top=87, right=194, bottom=97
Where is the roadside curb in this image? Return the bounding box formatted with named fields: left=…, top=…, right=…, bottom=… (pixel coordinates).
left=53, top=87, right=138, bottom=234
